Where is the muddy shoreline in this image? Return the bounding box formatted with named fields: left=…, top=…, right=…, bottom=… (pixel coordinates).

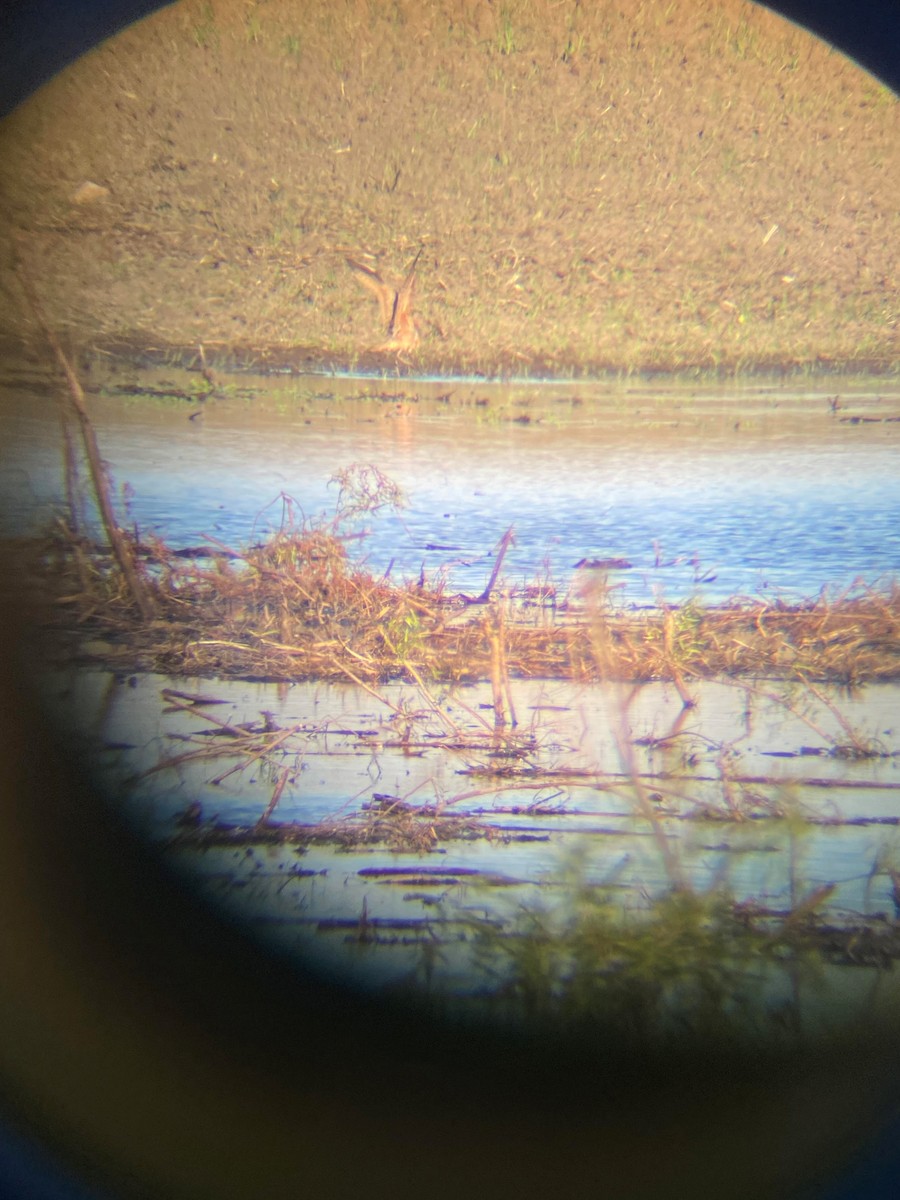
left=7, top=331, right=900, bottom=387
left=58, top=333, right=900, bottom=383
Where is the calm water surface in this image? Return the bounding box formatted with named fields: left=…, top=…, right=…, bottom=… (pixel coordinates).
left=3, top=363, right=900, bottom=604
left=37, top=665, right=900, bottom=1027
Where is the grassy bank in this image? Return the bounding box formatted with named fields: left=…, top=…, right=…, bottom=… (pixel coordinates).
left=0, top=0, right=897, bottom=375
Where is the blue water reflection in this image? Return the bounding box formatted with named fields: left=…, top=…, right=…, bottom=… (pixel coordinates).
left=3, top=375, right=899, bottom=605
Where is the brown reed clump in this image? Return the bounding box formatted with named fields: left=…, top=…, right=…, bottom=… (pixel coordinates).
left=14, top=525, right=900, bottom=686
left=170, top=805, right=500, bottom=854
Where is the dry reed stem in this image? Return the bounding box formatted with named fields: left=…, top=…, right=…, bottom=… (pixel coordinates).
left=12, top=238, right=156, bottom=621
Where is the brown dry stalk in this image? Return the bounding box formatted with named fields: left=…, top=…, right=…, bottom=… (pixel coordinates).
left=488, top=623, right=507, bottom=729
left=608, top=680, right=686, bottom=890
left=12, top=237, right=156, bottom=621
left=257, top=770, right=289, bottom=827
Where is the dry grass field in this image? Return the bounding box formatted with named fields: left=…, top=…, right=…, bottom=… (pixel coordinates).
left=0, top=0, right=897, bottom=375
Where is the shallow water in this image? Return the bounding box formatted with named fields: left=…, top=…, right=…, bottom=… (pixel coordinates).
left=3, top=361, right=900, bottom=605
left=37, top=666, right=900, bottom=1034
left=8, top=358, right=900, bottom=1040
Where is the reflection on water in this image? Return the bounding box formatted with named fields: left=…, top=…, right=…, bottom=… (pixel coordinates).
left=3, top=364, right=900, bottom=605
left=39, top=668, right=900, bottom=1043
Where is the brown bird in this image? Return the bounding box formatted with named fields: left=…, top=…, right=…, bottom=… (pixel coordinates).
left=347, top=248, right=422, bottom=352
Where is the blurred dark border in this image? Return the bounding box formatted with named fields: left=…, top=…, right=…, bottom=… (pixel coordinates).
left=764, top=0, right=900, bottom=93
left=0, top=0, right=898, bottom=116
left=0, top=0, right=168, bottom=117
left=1, top=3, right=899, bottom=1198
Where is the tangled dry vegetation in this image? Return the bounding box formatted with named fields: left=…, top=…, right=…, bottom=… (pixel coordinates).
left=21, top=516, right=900, bottom=688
